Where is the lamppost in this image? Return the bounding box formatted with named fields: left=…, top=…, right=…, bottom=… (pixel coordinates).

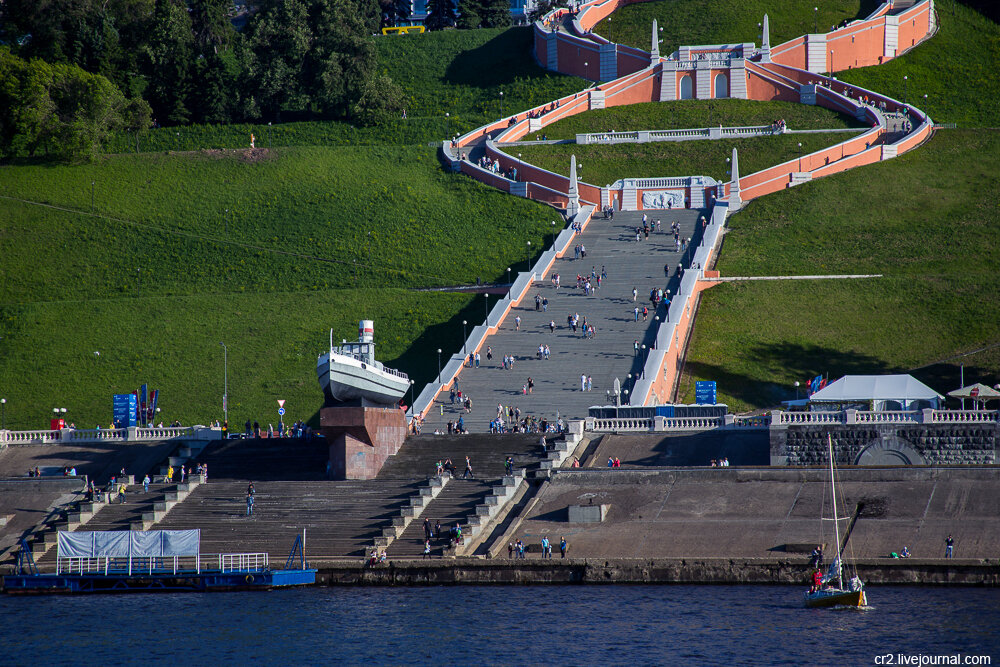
left=641, top=345, right=647, bottom=377
left=267, top=122, right=272, bottom=149
left=445, top=112, right=450, bottom=138
left=813, top=6, right=818, bottom=33
left=797, top=142, right=803, bottom=171
left=584, top=61, right=588, bottom=79
left=526, top=241, right=532, bottom=272
left=517, top=153, right=522, bottom=180
left=627, top=373, right=632, bottom=392
left=484, top=293, right=489, bottom=325
left=794, top=381, right=801, bottom=401
left=91, top=181, right=96, bottom=212
left=607, top=17, right=611, bottom=42
left=499, top=91, right=504, bottom=117
left=220, top=342, right=228, bottom=425
left=462, top=320, right=468, bottom=354
left=408, top=379, right=415, bottom=408
left=224, top=208, right=228, bottom=236
left=437, top=349, right=442, bottom=383
left=507, top=267, right=512, bottom=286
left=903, top=75, right=908, bottom=104
left=1, top=398, right=5, bottom=429
left=137, top=267, right=141, bottom=298
left=830, top=49, right=834, bottom=73
left=551, top=220, right=557, bottom=246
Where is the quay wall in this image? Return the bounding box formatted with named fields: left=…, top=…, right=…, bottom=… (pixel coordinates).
left=312, top=558, right=999, bottom=586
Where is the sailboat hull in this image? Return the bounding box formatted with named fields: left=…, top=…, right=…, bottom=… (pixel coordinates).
left=804, top=589, right=867, bottom=608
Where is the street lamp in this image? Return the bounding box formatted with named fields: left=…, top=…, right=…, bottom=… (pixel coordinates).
left=220, top=342, right=228, bottom=425
left=794, top=381, right=801, bottom=401
left=499, top=91, right=504, bottom=116
left=517, top=153, right=522, bottom=180
left=526, top=241, right=532, bottom=272
left=462, top=320, right=468, bottom=353
left=224, top=208, right=228, bottom=236
left=507, top=267, right=512, bottom=286
left=408, top=379, right=415, bottom=408
left=797, top=142, right=803, bottom=171
left=813, top=6, right=818, bottom=33
left=830, top=49, right=834, bottom=73
left=437, top=349, right=442, bottom=383
left=445, top=112, right=450, bottom=138
left=137, top=267, right=141, bottom=298
left=584, top=61, right=588, bottom=79
left=484, top=293, right=490, bottom=325
left=268, top=122, right=272, bottom=149
left=91, top=181, right=96, bottom=212
left=0, top=398, right=4, bottom=429
left=903, top=75, right=908, bottom=105
left=551, top=220, right=557, bottom=246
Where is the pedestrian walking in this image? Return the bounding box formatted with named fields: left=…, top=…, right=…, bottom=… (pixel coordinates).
left=581, top=374, right=587, bottom=391
left=246, top=492, right=254, bottom=516
left=632, top=287, right=637, bottom=302
left=142, top=474, right=150, bottom=493
left=945, top=534, right=954, bottom=558
left=515, top=315, right=521, bottom=331
left=423, top=540, right=432, bottom=559
left=463, top=456, right=474, bottom=479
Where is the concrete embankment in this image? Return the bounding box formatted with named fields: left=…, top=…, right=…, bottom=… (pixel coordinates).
left=313, top=558, right=1000, bottom=586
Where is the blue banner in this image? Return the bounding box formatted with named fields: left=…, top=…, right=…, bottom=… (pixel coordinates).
left=112, top=394, right=138, bottom=428
left=695, top=381, right=717, bottom=405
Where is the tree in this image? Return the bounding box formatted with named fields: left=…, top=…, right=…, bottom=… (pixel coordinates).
left=424, top=0, right=457, bottom=30
left=479, top=0, right=512, bottom=28
left=456, top=0, right=481, bottom=29
left=142, top=0, right=195, bottom=125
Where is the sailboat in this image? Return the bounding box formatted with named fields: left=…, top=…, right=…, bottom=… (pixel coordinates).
left=804, top=434, right=868, bottom=608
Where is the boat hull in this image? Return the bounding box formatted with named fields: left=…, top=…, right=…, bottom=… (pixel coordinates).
left=318, top=354, right=409, bottom=406
left=804, top=589, right=867, bottom=608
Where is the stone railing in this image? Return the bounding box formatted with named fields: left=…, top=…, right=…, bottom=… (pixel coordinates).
left=0, top=425, right=213, bottom=446
left=577, top=125, right=781, bottom=145
left=585, top=409, right=998, bottom=435
left=931, top=410, right=1000, bottom=424
left=589, top=418, right=653, bottom=432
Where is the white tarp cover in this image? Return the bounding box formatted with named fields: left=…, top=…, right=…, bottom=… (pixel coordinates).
left=58, top=530, right=200, bottom=559
left=809, top=374, right=944, bottom=403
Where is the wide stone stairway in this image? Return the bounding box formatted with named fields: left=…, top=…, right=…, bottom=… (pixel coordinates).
left=429, top=209, right=706, bottom=432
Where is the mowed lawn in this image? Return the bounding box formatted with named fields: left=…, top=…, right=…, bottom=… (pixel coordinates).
left=677, top=129, right=1000, bottom=411
left=0, top=144, right=559, bottom=429
left=0, top=288, right=475, bottom=431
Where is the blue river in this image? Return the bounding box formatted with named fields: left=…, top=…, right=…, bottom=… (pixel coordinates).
left=2, top=585, right=997, bottom=665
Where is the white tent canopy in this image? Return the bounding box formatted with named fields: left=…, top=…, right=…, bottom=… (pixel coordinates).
left=809, top=374, right=944, bottom=411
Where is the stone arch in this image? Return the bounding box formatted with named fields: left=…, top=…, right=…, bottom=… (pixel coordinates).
left=679, top=75, right=694, bottom=100
left=855, top=435, right=925, bottom=465
left=714, top=73, right=728, bottom=98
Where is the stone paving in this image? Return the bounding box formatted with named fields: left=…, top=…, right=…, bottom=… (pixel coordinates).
left=429, top=208, right=707, bottom=432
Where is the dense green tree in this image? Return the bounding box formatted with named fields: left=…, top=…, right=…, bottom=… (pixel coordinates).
left=479, top=0, right=512, bottom=28
left=143, top=0, right=195, bottom=125
left=456, top=0, right=482, bottom=29
left=0, top=47, right=148, bottom=160
left=424, top=0, right=457, bottom=30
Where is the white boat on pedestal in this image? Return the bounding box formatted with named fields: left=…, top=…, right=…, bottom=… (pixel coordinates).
left=317, top=320, right=410, bottom=406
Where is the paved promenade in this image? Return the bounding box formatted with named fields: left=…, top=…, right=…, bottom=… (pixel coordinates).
left=430, top=209, right=705, bottom=432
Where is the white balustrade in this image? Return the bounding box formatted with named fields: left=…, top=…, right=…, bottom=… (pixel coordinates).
left=931, top=410, right=999, bottom=424
left=854, top=411, right=921, bottom=424
left=591, top=418, right=653, bottom=432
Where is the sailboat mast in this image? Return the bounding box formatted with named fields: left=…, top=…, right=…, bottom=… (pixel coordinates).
left=828, top=433, right=843, bottom=590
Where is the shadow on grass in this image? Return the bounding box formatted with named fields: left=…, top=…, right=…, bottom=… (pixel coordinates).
left=442, top=28, right=552, bottom=89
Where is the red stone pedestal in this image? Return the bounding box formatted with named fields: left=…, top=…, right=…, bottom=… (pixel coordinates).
left=321, top=405, right=408, bottom=479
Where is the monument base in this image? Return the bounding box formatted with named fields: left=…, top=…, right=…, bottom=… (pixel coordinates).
left=320, top=405, right=407, bottom=480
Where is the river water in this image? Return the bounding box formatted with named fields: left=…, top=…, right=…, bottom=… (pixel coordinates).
left=3, top=585, right=997, bottom=665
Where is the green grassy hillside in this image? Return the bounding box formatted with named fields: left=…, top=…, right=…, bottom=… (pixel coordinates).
left=678, top=129, right=1000, bottom=410
left=838, top=0, right=1000, bottom=127
left=0, top=147, right=552, bottom=302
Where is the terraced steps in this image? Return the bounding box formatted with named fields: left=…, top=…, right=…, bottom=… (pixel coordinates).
left=153, top=479, right=418, bottom=559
